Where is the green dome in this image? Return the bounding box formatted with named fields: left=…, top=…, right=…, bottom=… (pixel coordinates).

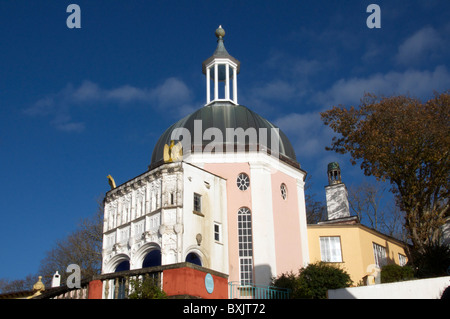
left=327, top=162, right=340, bottom=171
left=150, top=102, right=299, bottom=169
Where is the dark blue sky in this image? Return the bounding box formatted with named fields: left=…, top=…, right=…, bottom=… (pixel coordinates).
left=1, top=0, right=449, bottom=281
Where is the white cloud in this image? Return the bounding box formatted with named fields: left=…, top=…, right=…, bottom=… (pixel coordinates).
left=25, top=78, right=194, bottom=132
left=395, top=26, right=443, bottom=66
left=315, top=65, right=450, bottom=107
left=274, top=111, right=333, bottom=158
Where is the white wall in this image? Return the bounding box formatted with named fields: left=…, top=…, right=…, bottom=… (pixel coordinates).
left=328, top=276, right=450, bottom=299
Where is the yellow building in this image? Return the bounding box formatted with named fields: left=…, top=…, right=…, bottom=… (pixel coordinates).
left=307, top=163, right=408, bottom=285
left=308, top=218, right=408, bottom=285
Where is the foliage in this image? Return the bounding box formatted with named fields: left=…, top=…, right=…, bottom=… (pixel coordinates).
left=380, top=264, right=414, bottom=283
left=321, top=91, right=450, bottom=253
left=128, top=276, right=167, bottom=299
left=272, top=262, right=353, bottom=299
left=409, top=243, right=450, bottom=278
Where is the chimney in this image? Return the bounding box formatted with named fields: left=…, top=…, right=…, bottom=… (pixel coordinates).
left=51, top=271, right=61, bottom=288
left=325, top=162, right=350, bottom=220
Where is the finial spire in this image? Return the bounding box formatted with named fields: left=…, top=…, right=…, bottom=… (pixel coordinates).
left=202, top=25, right=240, bottom=105
left=215, top=25, right=225, bottom=40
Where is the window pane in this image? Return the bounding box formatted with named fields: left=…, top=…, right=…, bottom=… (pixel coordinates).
left=238, top=207, right=253, bottom=285
left=373, top=243, right=387, bottom=267
left=320, top=237, right=342, bottom=262
left=194, top=193, right=201, bottom=212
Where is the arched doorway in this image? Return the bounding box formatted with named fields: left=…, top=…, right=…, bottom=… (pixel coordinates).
left=142, top=249, right=161, bottom=268
left=114, top=260, right=130, bottom=299
left=185, top=252, right=202, bottom=266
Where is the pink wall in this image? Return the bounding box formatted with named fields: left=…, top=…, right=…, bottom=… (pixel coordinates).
left=203, top=162, right=251, bottom=283
left=203, top=162, right=305, bottom=282
left=270, top=171, right=304, bottom=275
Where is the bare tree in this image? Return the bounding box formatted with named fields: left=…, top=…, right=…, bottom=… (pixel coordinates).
left=348, top=181, right=405, bottom=241
left=0, top=274, right=38, bottom=294
left=38, top=199, right=103, bottom=286
left=304, top=175, right=327, bottom=224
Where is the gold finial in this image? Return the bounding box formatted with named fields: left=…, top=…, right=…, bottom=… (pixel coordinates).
left=107, top=175, right=116, bottom=190
left=32, top=276, right=45, bottom=293
left=163, top=140, right=183, bottom=163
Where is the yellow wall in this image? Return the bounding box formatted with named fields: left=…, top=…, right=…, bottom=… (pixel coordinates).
left=307, top=223, right=408, bottom=285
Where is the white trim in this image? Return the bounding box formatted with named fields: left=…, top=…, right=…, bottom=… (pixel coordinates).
left=250, top=161, right=276, bottom=286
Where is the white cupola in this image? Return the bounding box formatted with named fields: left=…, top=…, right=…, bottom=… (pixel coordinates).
left=202, top=25, right=240, bottom=105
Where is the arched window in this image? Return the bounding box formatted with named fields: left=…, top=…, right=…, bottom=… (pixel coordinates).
left=115, top=260, right=130, bottom=272
left=238, top=207, right=253, bottom=285
left=142, top=250, right=161, bottom=268
left=185, top=252, right=202, bottom=266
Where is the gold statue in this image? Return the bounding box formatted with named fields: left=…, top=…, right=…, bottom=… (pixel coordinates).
left=163, top=140, right=183, bottom=163
left=107, top=175, right=116, bottom=190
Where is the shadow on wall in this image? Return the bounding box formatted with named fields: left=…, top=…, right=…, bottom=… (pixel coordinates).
left=254, top=264, right=273, bottom=286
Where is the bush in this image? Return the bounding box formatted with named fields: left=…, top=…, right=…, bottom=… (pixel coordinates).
left=272, top=262, right=353, bottom=299
left=380, top=264, right=414, bottom=283
left=128, top=276, right=167, bottom=299
left=410, top=244, right=450, bottom=278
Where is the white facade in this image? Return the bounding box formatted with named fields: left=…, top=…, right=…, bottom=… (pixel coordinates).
left=102, top=162, right=228, bottom=275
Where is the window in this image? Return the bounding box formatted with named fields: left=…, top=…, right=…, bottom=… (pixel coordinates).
left=238, top=207, right=253, bottom=285
left=236, top=173, right=250, bottom=191
left=193, top=193, right=202, bottom=213
left=142, top=250, right=161, bottom=268
left=134, top=221, right=144, bottom=239
left=398, top=253, right=407, bottom=266
left=280, top=183, right=287, bottom=200
left=320, top=236, right=343, bottom=262
left=186, top=252, right=202, bottom=266
left=373, top=243, right=387, bottom=268
left=214, top=223, right=222, bottom=242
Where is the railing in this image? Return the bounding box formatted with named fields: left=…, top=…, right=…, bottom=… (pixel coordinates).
left=229, top=282, right=291, bottom=299
left=35, top=265, right=164, bottom=299
left=33, top=279, right=91, bottom=299
left=97, top=265, right=164, bottom=299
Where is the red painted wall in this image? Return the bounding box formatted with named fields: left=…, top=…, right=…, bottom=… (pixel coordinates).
left=88, top=280, right=103, bottom=299
left=163, top=267, right=228, bottom=299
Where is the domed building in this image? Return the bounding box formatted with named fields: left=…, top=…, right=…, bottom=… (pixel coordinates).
left=101, top=26, right=309, bottom=297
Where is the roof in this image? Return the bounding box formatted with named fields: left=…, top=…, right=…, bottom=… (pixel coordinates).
left=201, top=26, right=240, bottom=75
left=150, top=102, right=299, bottom=169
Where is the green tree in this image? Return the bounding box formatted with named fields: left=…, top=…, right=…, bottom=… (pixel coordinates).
left=272, top=262, right=353, bottom=299
left=321, top=91, right=450, bottom=254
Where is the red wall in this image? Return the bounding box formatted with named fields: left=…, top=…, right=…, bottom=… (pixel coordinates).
left=88, top=280, right=103, bottom=299
left=163, top=267, right=228, bottom=299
